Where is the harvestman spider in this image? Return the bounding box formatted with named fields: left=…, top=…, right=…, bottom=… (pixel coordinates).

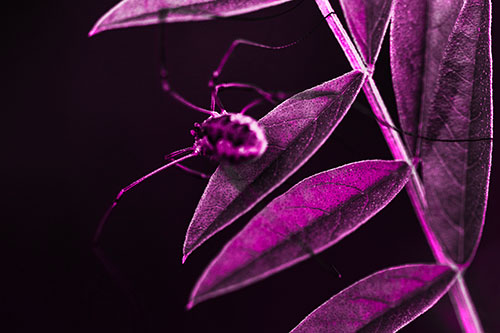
left=93, top=12, right=335, bottom=243
left=93, top=5, right=491, bottom=246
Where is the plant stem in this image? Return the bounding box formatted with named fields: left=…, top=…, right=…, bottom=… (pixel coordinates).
left=449, top=274, right=484, bottom=333
left=313, top=0, right=483, bottom=331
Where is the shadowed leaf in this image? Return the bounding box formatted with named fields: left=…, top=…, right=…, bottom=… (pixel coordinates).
left=339, top=0, right=394, bottom=66
left=183, top=71, right=365, bottom=261
left=291, top=264, right=456, bottom=332
left=188, top=160, right=411, bottom=308
left=419, top=0, right=492, bottom=265
left=89, top=0, right=293, bottom=36
left=390, top=0, right=464, bottom=153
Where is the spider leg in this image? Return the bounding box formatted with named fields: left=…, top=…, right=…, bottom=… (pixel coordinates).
left=240, top=98, right=264, bottom=114
left=208, top=10, right=336, bottom=90
left=172, top=163, right=211, bottom=179
left=94, top=149, right=197, bottom=243
left=159, top=24, right=218, bottom=116
left=208, top=38, right=297, bottom=111
left=210, top=82, right=290, bottom=111
left=207, top=11, right=339, bottom=111
left=92, top=246, right=148, bottom=329
left=163, top=148, right=211, bottom=179
left=209, top=38, right=300, bottom=90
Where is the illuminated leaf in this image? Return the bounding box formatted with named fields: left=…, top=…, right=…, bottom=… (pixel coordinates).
left=183, top=71, right=365, bottom=261
left=188, top=160, right=410, bottom=307
left=291, top=264, right=456, bottom=332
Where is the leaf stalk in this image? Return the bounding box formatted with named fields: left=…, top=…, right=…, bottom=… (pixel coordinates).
left=313, top=0, right=483, bottom=331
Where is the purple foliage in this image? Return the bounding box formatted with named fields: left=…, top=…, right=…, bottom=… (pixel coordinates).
left=390, top=0, right=464, bottom=154
left=188, top=160, right=411, bottom=308
left=89, top=0, right=293, bottom=36
left=290, top=264, right=457, bottom=332
left=87, top=0, right=493, bottom=330
left=420, top=0, right=492, bottom=266
left=183, top=71, right=365, bottom=261
left=339, top=0, right=394, bottom=66
left=392, top=0, right=492, bottom=266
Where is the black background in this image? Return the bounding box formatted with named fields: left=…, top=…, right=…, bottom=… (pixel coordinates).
left=4, top=0, right=499, bottom=332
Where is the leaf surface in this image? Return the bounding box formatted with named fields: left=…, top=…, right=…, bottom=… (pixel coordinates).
left=89, top=0, right=293, bottom=35
left=390, top=0, right=464, bottom=153
left=339, top=0, right=394, bottom=66
left=291, top=264, right=456, bottom=333
left=188, top=160, right=411, bottom=307
left=183, top=71, right=365, bottom=261
left=419, top=0, right=492, bottom=265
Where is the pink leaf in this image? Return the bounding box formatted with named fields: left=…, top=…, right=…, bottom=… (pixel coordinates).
left=291, top=264, right=456, bottom=332
left=339, top=0, right=394, bottom=66
left=418, top=0, right=492, bottom=266
left=89, top=0, right=294, bottom=36
left=188, top=160, right=411, bottom=308
left=390, top=0, right=464, bottom=153
left=183, top=70, right=365, bottom=261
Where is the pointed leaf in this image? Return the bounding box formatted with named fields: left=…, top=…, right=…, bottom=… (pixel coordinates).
left=390, top=0, right=464, bottom=153
left=339, top=0, right=394, bottom=66
left=89, top=0, right=293, bottom=36
left=290, top=264, right=457, bottom=332
left=188, top=160, right=411, bottom=307
left=419, top=0, right=492, bottom=265
left=183, top=71, right=365, bottom=261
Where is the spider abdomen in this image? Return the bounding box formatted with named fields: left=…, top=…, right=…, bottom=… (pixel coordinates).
left=192, top=113, right=267, bottom=164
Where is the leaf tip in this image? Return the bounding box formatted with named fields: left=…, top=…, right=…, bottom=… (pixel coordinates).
left=182, top=238, right=202, bottom=263
left=88, top=21, right=105, bottom=37
left=88, top=28, right=98, bottom=38
left=182, top=246, right=195, bottom=263
left=185, top=300, right=195, bottom=310
left=186, top=284, right=204, bottom=310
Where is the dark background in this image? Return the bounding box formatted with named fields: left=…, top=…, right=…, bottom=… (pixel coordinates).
left=4, top=0, right=499, bottom=332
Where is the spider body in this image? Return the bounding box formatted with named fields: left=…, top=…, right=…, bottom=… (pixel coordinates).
left=192, top=112, right=268, bottom=164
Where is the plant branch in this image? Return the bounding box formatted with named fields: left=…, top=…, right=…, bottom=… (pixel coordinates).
left=449, top=274, right=484, bottom=333
left=313, top=0, right=483, bottom=331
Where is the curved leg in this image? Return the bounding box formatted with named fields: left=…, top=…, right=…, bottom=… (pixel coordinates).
left=159, top=24, right=218, bottom=116
left=208, top=38, right=301, bottom=90
left=352, top=102, right=494, bottom=143
left=94, top=149, right=197, bottom=243
left=208, top=11, right=336, bottom=90
left=164, top=146, right=211, bottom=179
left=92, top=246, right=148, bottom=329
left=171, top=163, right=211, bottom=179
left=211, top=82, right=290, bottom=111
left=240, top=98, right=264, bottom=114
left=208, top=39, right=298, bottom=112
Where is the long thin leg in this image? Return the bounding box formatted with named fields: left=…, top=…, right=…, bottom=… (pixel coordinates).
left=94, top=149, right=197, bottom=243
left=352, top=101, right=494, bottom=143
left=159, top=24, right=218, bottom=116
left=171, top=163, right=211, bottom=179
left=209, top=39, right=301, bottom=90
left=165, top=156, right=211, bottom=179
left=210, top=82, right=289, bottom=111
left=164, top=147, right=194, bottom=161
left=164, top=146, right=211, bottom=179
left=208, top=12, right=335, bottom=89
left=92, top=246, right=149, bottom=330
left=240, top=98, right=264, bottom=114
